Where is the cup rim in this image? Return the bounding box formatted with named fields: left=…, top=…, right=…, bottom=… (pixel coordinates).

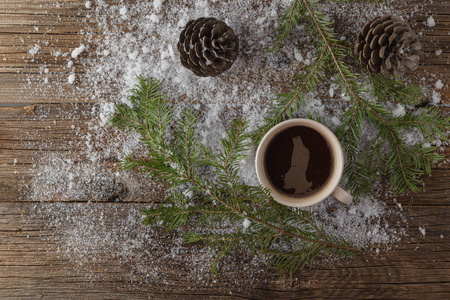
left=255, top=119, right=344, bottom=207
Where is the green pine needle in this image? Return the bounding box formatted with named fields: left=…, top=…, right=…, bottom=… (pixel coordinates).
left=110, top=76, right=361, bottom=276
left=257, top=0, right=450, bottom=197
left=368, top=73, right=425, bottom=106
left=109, top=0, right=449, bottom=276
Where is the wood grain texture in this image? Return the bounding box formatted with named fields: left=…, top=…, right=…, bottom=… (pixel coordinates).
left=0, top=104, right=447, bottom=204
left=0, top=202, right=448, bottom=299
left=0, top=0, right=449, bottom=299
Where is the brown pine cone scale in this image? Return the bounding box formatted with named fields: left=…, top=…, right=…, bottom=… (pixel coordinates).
left=178, top=17, right=239, bottom=77
left=355, top=15, right=422, bottom=77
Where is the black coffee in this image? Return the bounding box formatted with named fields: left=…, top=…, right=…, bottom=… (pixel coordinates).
left=264, top=126, right=332, bottom=196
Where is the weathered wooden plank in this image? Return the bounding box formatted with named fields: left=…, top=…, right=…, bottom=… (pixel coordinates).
left=0, top=0, right=88, bottom=12
left=0, top=15, right=87, bottom=29
left=0, top=33, right=100, bottom=49
left=0, top=1, right=448, bottom=104
left=0, top=0, right=448, bottom=298
left=0, top=202, right=448, bottom=299
left=0, top=104, right=448, bottom=204
left=0, top=1, right=96, bottom=103
left=2, top=104, right=448, bottom=149
left=0, top=74, right=99, bottom=103
left=0, top=104, right=164, bottom=202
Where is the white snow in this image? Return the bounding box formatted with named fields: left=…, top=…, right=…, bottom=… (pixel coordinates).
left=305, top=52, right=312, bottom=65
left=243, top=218, right=251, bottom=229
left=329, top=86, right=334, bottom=98
left=128, top=50, right=139, bottom=60
left=99, top=102, right=116, bottom=126
left=119, top=6, right=128, bottom=17
left=154, top=0, right=163, bottom=11
left=331, top=116, right=341, bottom=126
left=149, top=13, right=160, bottom=23
left=314, top=197, right=404, bottom=249
left=85, top=1, right=92, bottom=9
left=392, top=104, right=406, bottom=117
left=71, top=44, right=85, bottom=59
left=431, top=91, right=441, bottom=104
left=20, top=0, right=430, bottom=285
left=426, top=16, right=435, bottom=27
left=68, top=73, right=76, bottom=84
left=31, top=202, right=268, bottom=286
left=419, top=226, right=426, bottom=236
left=28, top=44, right=41, bottom=55
left=435, top=49, right=442, bottom=56
left=435, top=80, right=443, bottom=90
left=294, top=48, right=303, bottom=62
left=255, top=17, right=266, bottom=25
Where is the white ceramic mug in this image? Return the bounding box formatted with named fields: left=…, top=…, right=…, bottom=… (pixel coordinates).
left=255, top=119, right=352, bottom=207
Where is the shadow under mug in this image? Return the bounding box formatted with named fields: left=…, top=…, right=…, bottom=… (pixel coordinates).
left=255, top=119, right=352, bottom=208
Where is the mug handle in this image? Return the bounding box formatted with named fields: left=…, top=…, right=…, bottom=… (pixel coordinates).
left=332, top=186, right=352, bottom=204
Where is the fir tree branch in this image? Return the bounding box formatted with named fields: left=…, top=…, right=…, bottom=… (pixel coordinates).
left=143, top=204, right=238, bottom=230
left=389, top=108, right=450, bottom=142
left=111, top=76, right=361, bottom=276
left=253, top=47, right=327, bottom=143
left=261, top=0, right=449, bottom=197
left=270, top=0, right=305, bottom=53
left=185, top=232, right=282, bottom=244
left=363, top=135, right=384, bottom=176
left=368, top=72, right=424, bottom=106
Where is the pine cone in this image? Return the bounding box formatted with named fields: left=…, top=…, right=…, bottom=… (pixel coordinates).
left=177, top=17, right=239, bottom=77
left=355, top=15, right=421, bottom=77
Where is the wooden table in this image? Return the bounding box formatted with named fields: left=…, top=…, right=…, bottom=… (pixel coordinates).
left=1, top=0, right=449, bottom=299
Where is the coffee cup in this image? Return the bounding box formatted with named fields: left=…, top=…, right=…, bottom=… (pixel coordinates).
left=255, top=119, right=352, bottom=207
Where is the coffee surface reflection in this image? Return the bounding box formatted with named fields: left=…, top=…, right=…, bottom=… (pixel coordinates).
left=264, top=126, right=332, bottom=196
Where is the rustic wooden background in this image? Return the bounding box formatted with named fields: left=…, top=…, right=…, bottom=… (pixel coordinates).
left=1, top=0, right=449, bottom=299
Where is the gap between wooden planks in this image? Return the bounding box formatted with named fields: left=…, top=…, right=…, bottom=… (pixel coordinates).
left=0, top=103, right=448, bottom=205
left=0, top=202, right=448, bottom=299
left=0, top=0, right=449, bottom=104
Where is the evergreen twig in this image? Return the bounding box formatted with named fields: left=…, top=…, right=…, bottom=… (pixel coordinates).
left=110, top=76, right=361, bottom=276
left=258, top=0, right=449, bottom=197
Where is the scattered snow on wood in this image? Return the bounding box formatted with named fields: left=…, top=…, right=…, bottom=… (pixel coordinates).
left=435, top=80, right=443, bottom=90
left=419, top=226, right=426, bottom=236
left=68, top=73, right=76, bottom=84
left=29, top=202, right=269, bottom=287
left=391, top=104, right=406, bottom=117
left=243, top=218, right=251, bottom=229
left=28, top=44, right=41, bottom=55
left=432, top=91, right=441, bottom=104
left=314, top=197, right=405, bottom=249
left=71, top=44, right=86, bottom=59
left=16, top=0, right=444, bottom=285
